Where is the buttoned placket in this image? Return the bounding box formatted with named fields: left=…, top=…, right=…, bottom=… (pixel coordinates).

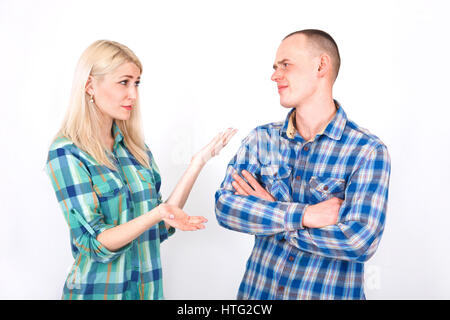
left=112, top=144, right=144, bottom=299
left=275, top=135, right=315, bottom=299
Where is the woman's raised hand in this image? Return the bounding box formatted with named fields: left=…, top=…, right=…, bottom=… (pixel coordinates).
left=191, top=128, right=238, bottom=166
left=158, top=203, right=208, bottom=231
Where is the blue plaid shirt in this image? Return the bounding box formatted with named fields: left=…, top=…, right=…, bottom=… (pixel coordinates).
left=215, top=101, right=391, bottom=300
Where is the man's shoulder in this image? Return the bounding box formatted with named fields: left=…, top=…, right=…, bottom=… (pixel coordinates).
left=344, top=118, right=388, bottom=152
left=244, top=120, right=285, bottom=139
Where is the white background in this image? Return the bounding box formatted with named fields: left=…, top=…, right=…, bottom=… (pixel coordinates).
left=1, top=0, right=449, bottom=299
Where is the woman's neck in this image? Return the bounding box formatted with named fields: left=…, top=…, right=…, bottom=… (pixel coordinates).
left=99, top=115, right=115, bottom=152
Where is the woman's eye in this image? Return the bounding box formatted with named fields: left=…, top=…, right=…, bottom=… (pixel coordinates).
left=135, top=81, right=140, bottom=87
left=120, top=80, right=128, bottom=85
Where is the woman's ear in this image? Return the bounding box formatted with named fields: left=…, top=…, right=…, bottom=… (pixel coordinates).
left=85, top=75, right=94, bottom=96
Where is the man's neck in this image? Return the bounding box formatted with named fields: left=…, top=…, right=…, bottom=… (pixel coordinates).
left=294, top=96, right=336, bottom=142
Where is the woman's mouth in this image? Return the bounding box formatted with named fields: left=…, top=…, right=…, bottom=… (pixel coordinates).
left=121, top=105, right=132, bottom=111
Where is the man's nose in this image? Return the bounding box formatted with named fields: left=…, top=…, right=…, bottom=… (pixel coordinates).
left=271, top=69, right=282, bottom=82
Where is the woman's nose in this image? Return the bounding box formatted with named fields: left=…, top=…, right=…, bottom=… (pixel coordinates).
left=128, top=86, right=138, bottom=100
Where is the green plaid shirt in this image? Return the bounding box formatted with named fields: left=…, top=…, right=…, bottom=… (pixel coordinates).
left=46, top=123, right=174, bottom=300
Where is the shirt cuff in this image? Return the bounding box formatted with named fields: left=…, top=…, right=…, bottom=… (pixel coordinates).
left=284, top=202, right=308, bottom=231
left=159, top=221, right=176, bottom=243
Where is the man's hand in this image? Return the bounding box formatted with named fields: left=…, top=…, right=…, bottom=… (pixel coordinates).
left=231, top=170, right=342, bottom=229
left=302, top=197, right=343, bottom=228
left=232, top=170, right=276, bottom=202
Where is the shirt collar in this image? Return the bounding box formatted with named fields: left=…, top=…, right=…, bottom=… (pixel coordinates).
left=282, top=99, right=347, bottom=142
left=112, top=121, right=124, bottom=149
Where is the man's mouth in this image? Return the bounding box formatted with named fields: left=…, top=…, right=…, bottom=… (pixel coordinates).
left=278, top=85, right=288, bottom=93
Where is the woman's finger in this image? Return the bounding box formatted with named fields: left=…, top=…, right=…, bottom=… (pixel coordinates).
left=188, top=216, right=208, bottom=224
left=207, top=131, right=223, bottom=147
left=222, top=128, right=237, bottom=146
left=210, top=131, right=227, bottom=157
left=180, top=225, right=199, bottom=231
left=186, top=223, right=206, bottom=231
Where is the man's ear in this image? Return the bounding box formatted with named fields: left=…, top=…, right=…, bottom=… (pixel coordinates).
left=317, top=54, right=331, bottom=78
left=85, top=75, right=94, bottom=96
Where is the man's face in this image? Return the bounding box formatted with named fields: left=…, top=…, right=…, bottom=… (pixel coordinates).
left=271, top=35, right=320, bottom=108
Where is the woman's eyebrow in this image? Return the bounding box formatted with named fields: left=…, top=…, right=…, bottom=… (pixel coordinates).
left=119, top=75, right=141, bottom=79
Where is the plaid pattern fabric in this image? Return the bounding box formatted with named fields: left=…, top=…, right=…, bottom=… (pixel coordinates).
left=215, top=101, right=391, bottom=300
left=46, top=123, right=174, bottom=300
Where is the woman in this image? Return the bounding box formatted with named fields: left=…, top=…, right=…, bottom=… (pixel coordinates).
left=45, top=40, right=236, bottom=300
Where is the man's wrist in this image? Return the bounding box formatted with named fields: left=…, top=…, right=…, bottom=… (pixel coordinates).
left=302, top=205, right=311, bottom=228
left=285, top=202, right=308, bottom=231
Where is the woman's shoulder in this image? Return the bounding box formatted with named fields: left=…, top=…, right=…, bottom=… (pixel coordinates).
left=47, top=136, right=81, bottom=161
left=49, top=136, right=75, bottom=151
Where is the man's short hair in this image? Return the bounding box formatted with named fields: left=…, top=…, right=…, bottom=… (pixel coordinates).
left=284, top=29, right=341, bottom=82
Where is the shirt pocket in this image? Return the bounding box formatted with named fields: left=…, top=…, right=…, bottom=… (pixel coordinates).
left=92, top=176, right=126, bottom=225
left=259, top=164, right=292, bottom=202
left=130, top=168, right=158, bottom=207
left=308, top=176, right=346, bottom=203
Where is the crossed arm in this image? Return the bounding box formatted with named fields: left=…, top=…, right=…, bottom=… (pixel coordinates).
left=215, top=131, right=391, bottom=262
left=232, top=169, right=343, bottom=229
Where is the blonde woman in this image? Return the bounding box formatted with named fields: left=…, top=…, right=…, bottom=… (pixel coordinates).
left=45, top=40, right=236, bottom=300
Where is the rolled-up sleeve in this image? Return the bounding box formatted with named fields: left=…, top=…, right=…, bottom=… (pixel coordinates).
left=46, top=148, right=131, bottom=263
left=145, top=146, right=176, bottom=242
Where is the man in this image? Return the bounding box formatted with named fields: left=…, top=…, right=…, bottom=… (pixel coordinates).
left=214, top=29, right=391, bottom=300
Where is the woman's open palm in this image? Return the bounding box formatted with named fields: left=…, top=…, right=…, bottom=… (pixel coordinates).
left=159, top=203, right=208, bottom=231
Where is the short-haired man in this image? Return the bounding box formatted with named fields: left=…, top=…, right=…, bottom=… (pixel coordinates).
left=215, top=29, right=391, bottom=300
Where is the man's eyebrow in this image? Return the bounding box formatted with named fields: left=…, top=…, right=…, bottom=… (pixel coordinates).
left=273, top=59, right=290, bottom=70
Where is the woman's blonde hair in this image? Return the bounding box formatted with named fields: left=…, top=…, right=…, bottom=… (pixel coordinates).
left=55, top=40, right=149, bottom=169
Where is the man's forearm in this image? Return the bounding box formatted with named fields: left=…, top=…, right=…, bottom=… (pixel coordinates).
left=215, top=189, right=307, bottom=236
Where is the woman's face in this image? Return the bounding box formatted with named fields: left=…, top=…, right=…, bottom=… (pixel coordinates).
left=87, top=62, right=141, bottom=123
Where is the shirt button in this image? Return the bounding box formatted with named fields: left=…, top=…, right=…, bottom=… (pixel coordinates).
left=288, top=255, right=294, bottom=262
left=303, top=145, right=309, bottom=152
left=323, top=185, right=329, bottom=191
left=278, top=286, right=285, bottom=291
left=295, top=176, right=301, bottom=180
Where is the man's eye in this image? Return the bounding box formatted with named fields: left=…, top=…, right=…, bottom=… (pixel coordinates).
left=283, top=63, right=289, bottom=68
left=135, top=81, right=140, bottom=87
